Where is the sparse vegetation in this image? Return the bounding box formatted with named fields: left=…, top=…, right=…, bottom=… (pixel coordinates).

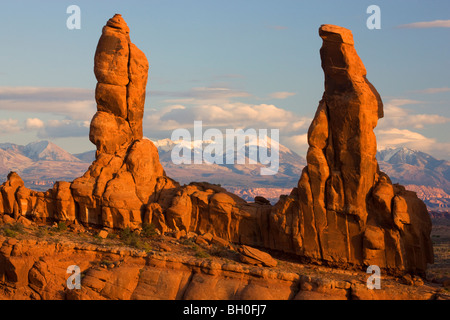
left=141, top=223, right=157, bottom=238
left=3, top=228, right=17, bottom=238
left=35, top=227, right=48, bottom=238
left=210, top=246, right=230, bottom=258
left=107, top=233, right=118, bottom=240
left=188, top=242, right=210, bottom=258
left=99, top=260, right=114, bottom=267
left=194, top=250, right=210, bottom=259
left=2, top=223, right=25, bottom=237
left=55, top=222, right=67, bottom=232
left=119, top=227, right=152, bottom=251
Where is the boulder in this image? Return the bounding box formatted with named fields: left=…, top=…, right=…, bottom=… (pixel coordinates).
left=238, top=245, right=277, bottom=267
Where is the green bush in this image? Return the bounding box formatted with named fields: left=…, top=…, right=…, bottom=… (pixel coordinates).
left=119, top=227, right=152, bottom=251
left=2, top=223, right=24, bottom=237
left=194, top=250, right=210, bottom=259
left=8, top=223, right=24, bottom=233
left=120, top=227, right=134, bottom=242
left=3, top=228, right=17, bottom=238
left=57, top=222, right=67, bottom=231
left=36, top=228, right=48, bottom=238
left=141, top=223, right=157, bottom=238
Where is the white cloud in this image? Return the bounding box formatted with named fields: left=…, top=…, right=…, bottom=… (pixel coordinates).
left=0, top=119, right=21, bottom=135
left=152, top=86, right=251, bottom=105
left=397, top=19, right=450, bottom=29
left=25, top=118, right=45, bottom=130
left=379, top=98, right=450, bottom=129
left=0, top=99, right=96, bottom=121
left=0, top=86, right=96, bottom=121
left=146, top=103, right=310, bottom=132
left=0, top=86, right=93, bottom=101
left=36, top=119, right=90, bottom=139
left=144, top=102, right=311, bottom=156
left=284, top=133, right=309, bottom=156
left=268, top=92, right=297, bottom=99
left=376, top=128, right=450, bottom=159
left=376, top=128, right=432, bottom=148
left=413, top=87, right=450, bottom=94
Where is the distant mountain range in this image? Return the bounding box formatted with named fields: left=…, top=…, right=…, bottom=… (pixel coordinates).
left=376, top=147, right=450, bottom=212
left=1, top=140, right=449, bottom=211
left=0, top=141, right=89, bottom=190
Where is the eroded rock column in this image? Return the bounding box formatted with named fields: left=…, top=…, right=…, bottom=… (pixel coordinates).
left=271, top=24, right=433, bottom=274
left=71, top=14, right=177, bottom=229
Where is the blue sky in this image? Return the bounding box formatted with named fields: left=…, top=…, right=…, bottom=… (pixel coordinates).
left=0, top=0, right=449, bottom=159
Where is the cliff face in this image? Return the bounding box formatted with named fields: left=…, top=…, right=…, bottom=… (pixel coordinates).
left=0, top=17, right=433, bottom=276
left=0, top=235, right=442, bottom=300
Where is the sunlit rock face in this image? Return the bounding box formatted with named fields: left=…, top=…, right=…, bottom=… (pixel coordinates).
left=0, top=19, right=433, bottom=275
left=270, top=24, right=433, bottom=274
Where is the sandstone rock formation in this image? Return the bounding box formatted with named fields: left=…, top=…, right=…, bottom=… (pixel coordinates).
left=70, top=14, right=179, bottom=230
left=0, top=18, right=433, bottom=276
left=268, top=25, right=433, bottom=274
left=1, top=236, right=443, bottom=300
left=238, top=245, right=278, bottom=267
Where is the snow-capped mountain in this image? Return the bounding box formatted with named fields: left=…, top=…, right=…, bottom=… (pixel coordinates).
left=377, top=147, right=447, bottom=169
left=23, top=141, right=82, bottom=162
left=0, top=141, right=89, bottom=191
left=0, top=141, right=82, bottom=163
left=1, top=139, right=450, bottom=210
left=377, top=147, right=450, bottom=211
left=151, top=137, right=306, bottom=185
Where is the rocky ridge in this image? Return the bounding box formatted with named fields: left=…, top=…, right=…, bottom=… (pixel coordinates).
left=0, top=229, right=446, bottom=300
left=0, top=14, right=434, bottom=296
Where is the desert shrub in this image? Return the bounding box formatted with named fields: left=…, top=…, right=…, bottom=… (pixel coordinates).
left=107, top=233, right=118, bottom=240
left=210, top=246, right=229, bottom=258
left=8, top=223, right=24, bottom=234
left=2, top=223, right=24, bottom=237
left=100, top=260, right=114, bottom=267
left=56, top=222, right=67, bottom=232
left=194, top=250, right=210, bottom=259
left=141, top=223, right=157, bottom=238
left=181, top=238, right=195, bottom=246
left=120, top=227, right=134, bottom=242
left=3, top=228, right=17, bottom=238
left=35, top=227, right=48, bottom=238
left=119, top=227, right=152, bottom=251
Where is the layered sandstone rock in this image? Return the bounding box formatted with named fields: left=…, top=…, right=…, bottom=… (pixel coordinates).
left=0, top=236, right=443, bottom=300
left=269, top=24, right=433, bottom=274
left=0, top=19, right=433, bottom=276
left=71, top=14, right=179, bottom=229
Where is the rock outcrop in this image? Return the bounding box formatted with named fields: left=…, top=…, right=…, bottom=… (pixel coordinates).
left=0, top=236, right=444, bottom=300
left=70, top=14, right=179, bottom=230
left=269, top=25, right=433, bottom=274
left=0, top=18, right=433, bottom=276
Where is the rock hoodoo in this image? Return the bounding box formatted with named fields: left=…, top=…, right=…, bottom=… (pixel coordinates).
left=269, top=24, right=433, bottom=274
left=71, top=14, right=179, bottom=230
left=0, top=18, right=433, bottom=275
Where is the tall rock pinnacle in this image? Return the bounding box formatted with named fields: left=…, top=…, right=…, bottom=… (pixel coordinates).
left=91, top=13, right=147, bottom=151
left=271, top=24, right=433, bottom=274
left=71, top=14, right=178, bottom=229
